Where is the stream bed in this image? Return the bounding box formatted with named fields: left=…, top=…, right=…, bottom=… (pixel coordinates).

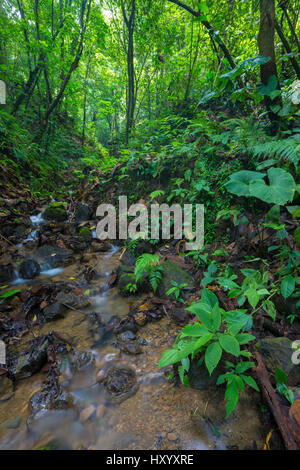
left=0, top=208, right=267, bottom=450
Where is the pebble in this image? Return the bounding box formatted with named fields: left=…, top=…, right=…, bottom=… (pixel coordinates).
left=80, top=405, right=96, bottom=423
left=167, top=432, right=178, bottom=442
left=96, top=404, right=106, bottom=419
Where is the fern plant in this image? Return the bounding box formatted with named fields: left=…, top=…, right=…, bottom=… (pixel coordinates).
left=134, top=253, right=164, bottom=293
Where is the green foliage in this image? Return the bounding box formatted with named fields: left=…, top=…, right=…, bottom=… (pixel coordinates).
left=134, top=253, right=163, bottom=293
left=166, top=281, right=188, bottom=303
left=158, top=288, right=256, bottom=416
left=274, top=367, right=294, bottom=405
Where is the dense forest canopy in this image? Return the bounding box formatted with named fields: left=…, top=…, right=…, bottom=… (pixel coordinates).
left=0, top=0, right=299, bottom=452
left=1, top=1, right=300, bottom=153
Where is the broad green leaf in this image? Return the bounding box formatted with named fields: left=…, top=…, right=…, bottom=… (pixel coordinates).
left=281, top=275, right=295, bottom=299
left=241, top=374, right=260, bottom=392
left=236, top=333, right=256, bottom=345
left=211, top=303, right=221, bottom=332
left=249, top=168, right=295, bottom=205
left=225, top=381, right=239, bottom=417
left=225, top=171, right=264, bottom=197
left=194, top=333, right=214, bottom=349
left=158, top=349, right=182, bottom=368
left=244, top=288, right=260, bottom=308
left=205, top=341, right=222, bottom=375
left=201, top=287, right=219, bottom=309
left=186, top=303, right=212, bottom=329
left=181, top=323, right=210, bottom=337
left=218, top=333, right=240, bottom=356
left=275, top=366, right=288, bottom=385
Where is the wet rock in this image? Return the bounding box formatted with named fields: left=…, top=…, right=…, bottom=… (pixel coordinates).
left=170, top=308, right=190, bottom=324
left=29, top=389, right=74, bottom=418
left=188, top=359, right=223, bottom=390
left=114, top=316, right=138, bottom=335
left=43, top=202, right=67, bottom=221
left=96, top=404, right=106, bottom=419
left=121, top=342, right=143, bottom=355
left=102, top=364, right=139, bottom=402
left=19, top=259, right=40, bottom=279
left=37, top=244, right=73, bottom=268
left=75, top=204, right=91, bottom=225
left=0, top=264, right=14, bottom=283
left=133, top=311, right=148, bottom=327
left=134, top=240, right=155, bottom=256
left=73, top=351, right=95, bottom=370
left=119, top=330, right=136, bottom=341
left=117, top=265, right=150, bottom=296
left=167, top=432, right=178, bottom=442
left=157, top=260, right=194, bottom=299
left=10, top=337, right=50, bottom=380
left=273, top=295, right=299, bottom=319
left=0, top=376, right=14, bottom=402
left=55, top=291, right=90, bottom=309
left=121, top=251, right=136, bottom=267
left=255, top=337, right=300, bottom=386
left=80, top=405, right=96, bottom=423
left=90, top=240, right=111, bottom=253
left=0, top=416, right=21, bottom=430
left=43, top=302, right=67, bottom=322
left=78, top=226, right=92, bottom=240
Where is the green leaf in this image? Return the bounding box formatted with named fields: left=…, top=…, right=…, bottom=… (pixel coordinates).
left=211, top=303, right=221, bottom=332
left=241, top=374, right=260, bottom=392
left=249, top=168, right=296, bottom=205
left=274, top=366, right=288, bottom=385
left=244, top=288, right=260, bottom=308
left=225, top=381, right=239, bottom=417
left=235, top=361, right=254, bottom=374
left=218, top=334, right=240, bottom=356
left=257, top=75, right=278, bottom=96
left=194, top=333, right=214, bottom=349
left=181, top=323, right=210, bottom=337
left=158, top=349, right=182, bottom=368
left=281, top=275, right=295, bottom=299
left=277, top=383, right=294, bottom=405
left=225, top=171, right=264, bottom=197
left=262, top=299, right=276, bottom=321
left=205, top=342, right=222, bottom=375
left=0, top=289, right=21, bottom=299
left=236, top=333, right=256, bottom=345
left=186, top=303, right=212, bottom=329
left=201, top=287, right=219, bottom=309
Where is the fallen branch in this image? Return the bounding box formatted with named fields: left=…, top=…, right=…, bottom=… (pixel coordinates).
left=255, top=351, right=299, bottom=450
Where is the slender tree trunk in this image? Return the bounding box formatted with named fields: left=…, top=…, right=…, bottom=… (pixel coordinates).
left=258, top=0, right=281, bottom=121
left=280, top=3, right=300, bottom=53
left=82, top=52, right=91, bottom=146
left=167, top=0, right=241, bottom=84
left=121, top=0, right=136, bottom=146
left=275, top=18, right=300, bottom=79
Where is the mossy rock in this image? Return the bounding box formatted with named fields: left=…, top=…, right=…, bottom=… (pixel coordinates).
left=43, top=202, right=67, bottom=222
left=157, top=260, right=194, bottom=299
left=78, top=226, right=92, bottom=239
left=118, top=266, right=150, bottom=296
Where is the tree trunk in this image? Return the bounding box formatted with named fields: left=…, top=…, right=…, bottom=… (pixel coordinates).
left=258, top=0, right=281, bottom=121
left=275, top=18, right=300, bottom=79
left=121, top=0, right=136, bottom=146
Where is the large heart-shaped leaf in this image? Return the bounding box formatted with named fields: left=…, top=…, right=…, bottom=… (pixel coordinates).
left=249, top=168, right=295, bottom=205
left=225, top=171, right=265, bottom=197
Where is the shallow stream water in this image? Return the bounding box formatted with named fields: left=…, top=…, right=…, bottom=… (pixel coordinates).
left=0, top=213, right=266, bottom=450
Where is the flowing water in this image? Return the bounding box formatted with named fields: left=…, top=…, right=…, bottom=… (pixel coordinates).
left=0, top=214, right=266, bottom=450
